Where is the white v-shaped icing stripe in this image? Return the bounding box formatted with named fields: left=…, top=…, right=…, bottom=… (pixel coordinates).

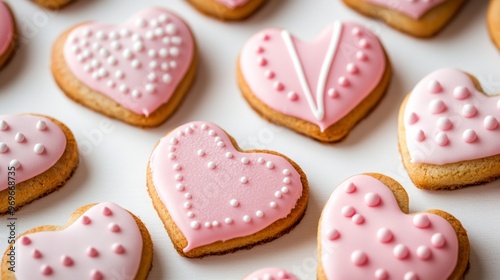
left=281, top=21, right=343, bottom=121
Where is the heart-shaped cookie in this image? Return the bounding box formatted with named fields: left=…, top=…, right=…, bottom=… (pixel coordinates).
left=243, top=267, right=298, bottom=280
left=1, top=202, right=153, bottom=279
left=52, top=8, right=197, bottom=127
left=488, top=0, right=500, bottom=50
left=32, top=0, right=73, bottom=9
left=186, top=0, right=266, bottom=21
left=399, top=68, right=500, bottom=189
left=0, top=1, right=15, bottom=69
left=342, top=0, right=465, bottom=37
left=147, top=121, right=308, bottom=258
left=318, top=173, right=470, bottom=280
left=238, top=22, right=391, bottom=142
left=0, top=114, right=78, bottom=215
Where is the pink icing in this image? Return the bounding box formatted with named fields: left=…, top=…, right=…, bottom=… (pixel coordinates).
left=320, top=175, right=459, bottom=280
left=0, top=2, right=14, bottom=56
left=365, top=0, right=447, bottom=19
left=149, top=121, right=303, bottom=252
left=216, top=0, right=250, bottom=9
left=242, top=267, right=299, bottom=280
left=16, top=202, right=143, bottom=279
left=0, top=115, right=66, bottom=191
left=239, top=22, right=386, bottom=132
left=63, top=8, right=194, bottom=116
left=404, top=68, right=500, bottom=165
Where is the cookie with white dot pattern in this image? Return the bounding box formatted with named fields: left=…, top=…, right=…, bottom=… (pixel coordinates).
left=488, top=0, right=500, bottom=50
left=243, top=267, right=298, bottom=280
left=399, top=68, right=500, bottom=190
left=318, top=173, right=469, bottom=280
left=0, top=1, right=15, bottom=70
left=342, top=0, right=465, bottom=37
left=0, top=114, right=78, bottom=215
left=32, top=0, right=73, bottom=9
left=147, top=121, right=309, bottom=258
left=51, top=8, right=197, bottom=127
left=238, top=22, right=391, bottom=142
left=186, top=0, right=266, bottom=21
left=1, top=202, right=153, bottom=279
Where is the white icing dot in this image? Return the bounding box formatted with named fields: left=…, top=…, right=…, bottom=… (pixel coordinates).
left=351, top=250, right=367, bottom=266
left=216, top=141, right=225, bottom=147
left=364, top=192, right=381, bottom=207
left=165, top=23, right=177, bottom=34
left=404, top=272, right=418, bottom=280
left=159, top=14, right=169, bottom=23
left=214, top=136, right=222, bottom=142
left=187, top=211, right=194, bottom=218
left=135, top=18, right=147, bottom=27
left=81, top=28, right=91, bottom=37
left=435, top=132, right=449, bottom=146
left=168, top=153, right=176, bottom=160
left=149, top=61, right=158, bottom=70
left=241, top=157, right=249, bottom=164
left=0, top=143, right=8, bottom=153
left=204, top=222, right=211, bottom=228
left=375, top=269, right=388, bottom=280
left=36, top=120, right=46, bottom=131
left=197, top=149, right=205, bottom=156
left=243, top=215, right=251, bottom=223
left=431, top=233, right=446, bottom=248
left=71, top=45, right=80, bottom=54
left=351, top=27, right=362, bottom=36
left=230, top=199, right=239, bottom=207
left=145, top=84, right=156, bottom=94
left=274, top=191, right=282, bottom=198
left=225, top=218, right=233, bottom=224
left=162, top=74, right=172, bottom=84
left=184, top=192, right=192, bottom=199
left=413, top=214, right=430, bottom=228
left=283, top=177, right=290, bottom=184
left=107, top=56, right=117, bottom=65
left=131, top=89, right=141, bottom=98
left=150, top=19, right=159, bottom=28
left=282, top=169, right=291, bottom=175
left=266, top=161, right=274, bottom=169
left=256, top=210, right=264, bottom=217
left=169, top=47, right=180, bottom=57
left=207, top=161, right=216, bottom=169
left=208, top=129, right=216, bottom=136
left=171, top=36, right=183, bottom=45
left=352, top=213, right=364, bottom=224
left=356, top=51, right=368, bottom=61
left=15, top=133, right=25, bottom=143
left=463, top=129, right=477, bottom=143
left=97, top=68, right=108, bottom=78
left=10, top=159, right=20, bottom=168
left=175, top=174, right=183, bottom=181
left=212, top=221, right=219, bottom=227
left=131, top=59, right=141, bottom=69
left=148, top=73, right=157, bottom=82
left=341, top=206, right=355, bottom=217
left=359, top=38, right=370, bottom=48
left=346, top=63, right=359, bottom=74
left=159, top=48, right=168, bottom=57
left=0, top=120, right=8, bottom=130
left=90, top=59, right=100, bottom=68
left=429, top=99, right=446, bottom=114
left=184, top=202, right=192, bottom=209
left=162, top=37, right=170, bottom=45
left=169, top=146, right=176, bottom=152
left=281, top=186, right=289, bottom=193
left=170, top=61, right=178, bottom=68
left=484, top=116, right=498, bottom=130
left=462, top=104, right=477, bottom=118
left=34, top=143, right=45, bottom=154
left=95, top=30, right=106, bottom=40
left=257, top=157, right=264, bottom=164
left=377, top=228, right=393, bottom=243
left=225, top=152, right=233, bottom=158
left=110, top=41, right=121, bottom=50
left=108, top=31, right=118, bottom=40
left=190, top=221, right=200, bottom=229
left=427, top=80, right=442, bottom=93
left=453, top=86, right=470, bottom=99
left=118, top=84, right=128, bottom=93
left=270, top=201, right=277, bottom=208
left=240, top=176, right=248, bottom=184
left=170, top=137, right=178, bottom=144
left=122, top=48, right=133, bottom=59
left=437, top=117, right=452, bottom=131
left=133, top=41, right=145, bottom=52
left=120, top=28, right=130, bottom=37
left=417, top=245, right=432, bottom=260
left=161, top=62, right=169, bottom=71
left=393, top=244, right=409, bottom=259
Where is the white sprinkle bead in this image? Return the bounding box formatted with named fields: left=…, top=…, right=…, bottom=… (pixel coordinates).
left=173, top=163, right=181, bottom=171
left=36, top=120, right=47, bottom=130
left=266, top=161, right=274, bottom=169
left=377, top=228, right=393, bottom=243
left=241, top=157, right=249, bottom=164
left=225, top=152, right=233, bottom=159
left=208, top=129, right=216, bottom=136
left=175, top=174, right=183, bottom=181
left=256, top=210, right=264, bottom=217
left=0, top=120, right=8, bottom=130
left=184, top=193, right=192, bottom=199
left=274, top=191, right=282, bottom=198
left=413, top=214, right=431, bottom=228
left=437, top=117, right=453, bottom=131
left=0, top=143, right=7, bottom=153
left=484, top=116, right=498, bottom=130
left=417, top=245, right=432, bottom=260
left=341, top=206, right=356, bottom=217
left=281, top=186, right=289, bottom=193
left=453, top=86, right=470, bottom=99
left=216, top=141, right=225, bottom=147
left=207, top=161, right=216, bottom=169
left=283, top=177, right=290, bottom=184
left=240, top=176, right=248, bottom=184
left=187, top=211, right=194, bottom=218
left=190, top=221, right=200, bottom=229
left=170, top=137, right=178, bottom=144
left=431, top=233, right=446, bottom=248
left=344, top=182, right=357, bottom=193
left=394, top=244, right=409, bottom=259
left=257, top=157, right=265, bottom=164
left=34, top=143, right=45, bottom=154
left=15, top=133, right=25, bottom=143
left=351, top=250, right=367, bottom=266
left=463, top=129, right=477, bottom=143
left=225, top=218, right=233, bottom=224
left=10, top=159, right=20, bottom=168
left=427, top=80, right=442, bottom=93
left=270, top=201, right=277, bottom=208
left=212, top=221, right=219, bottom=227
left=175, top=183, right=184, bottom=191
left=243, top=215, right=251, bottom=223
left=230, top=199, right=239, bottom=207
left=435, top=132, right=449, bottom=146
left=162, top=74, right=172, bottom=84
left=166, top=23, right=177, bottom=34
left=197, top=149, right=205, bottom=156
left=404, top=272, right=418, bottom=280
left=462, top=104, right=477, bottom=118
left=204, top=222, right=211, bottom=228
left=184, top=202, right=192, bottom=209
left=282, top=169, right=291, bottom=176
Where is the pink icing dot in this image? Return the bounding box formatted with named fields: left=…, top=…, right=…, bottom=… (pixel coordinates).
left=462, top=104, right=477, bottom=118
left=327, top=88, right=339, bottom=98
left=328, top=229, right=340, bottom=240
left=352, top=214, right=364, bottom=224
left=375, top=268, right=388, bottom=280
left=265, top=70, right=275, bottom=79
left=346, top=63, right=359, bottom=74
left=287, top=91, right=298, bottom=101
left=61, top=255, right=74, bottom=266
left=261, top=34, right=270, bottom=41
left=437, top=117, right=452, bottom=131
left=413, top=214, right=431, bottom=228
left=435, top=132, right=449, bottom=146
left=356, top=51, right=368, bottom=61
left=416, top=245, right=432, bottom=260
left=274, top=81, right=284, bottom=91
left=364, top=192, right=381, bottom=207
left=258, top=57, right=267, bottom=66
left=112, top=243, right=126, bottom=254
left=404, top=272, right=419, bottom=280
left=33, top=249, right=42, bottom=259
left=87, top=247, right=99, bottom=258
left=377, top=228, right=393, bottom=243
left=344, top=182, right=356, bottom=193
left=358, top=38, right=370, bottom=49
left=431, top=233, right=446, bottom=248
left=102, top=206, right=113, bottom=216
left=21, top=236, right=31, bottom=245
left=484, top=116, right=498, bottom=130
left=453, top=86, right=470, bottom=100
left=393, top=244, right=409, bottom=259
left=427, top=80, right=442, bottom=93
left=108, top=223, right=121, bottom=233
left=407, top=112, right=419, bottom=125
left=350, top=250, right=367, bottom=266
left=90, top=269, right=104, bottom=280
left=256, top=46, right=264, bottom=53
left=338, top=76, right=350, bottom=87
left=415, top=129, right=425, bottom=142
left=428, top=99, right=446, bottom=114
left=463, top=129, right=477, bottom=143
left=40, top=265, right=53, bottom=276
left=341, top=206, right=356, bottom=217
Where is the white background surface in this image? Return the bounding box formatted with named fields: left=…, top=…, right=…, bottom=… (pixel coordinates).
left=1, top=0, right=500, bottom=279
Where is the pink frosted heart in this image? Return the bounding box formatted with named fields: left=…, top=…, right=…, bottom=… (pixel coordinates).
left=149, top=121, right=304, bottom=252
left=16, top=202, right=143, bottom=279
left=365, top=0, right=446, bottom=19
left=63, top=8, right=195, bottom=116
left=239, top=22, right=386, bottom=132
left=243, top=267, right=298, bottom=280
left=320, top=174, right=459, bottom=279
left=0, top=2, right=14, bottom=57
left=0, top=115, right=66, bottom=191
left=404, top=68, right=500, bottom=165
